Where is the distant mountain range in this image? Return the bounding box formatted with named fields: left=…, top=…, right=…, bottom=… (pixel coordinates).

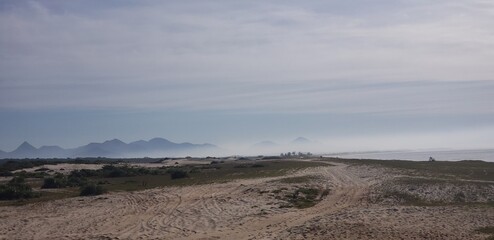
left=0, top=138, right=218, bottom=159
left=248, top=137, right=316, bottom=155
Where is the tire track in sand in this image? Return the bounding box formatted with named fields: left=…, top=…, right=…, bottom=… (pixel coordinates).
left=191, top=162, right=369, bottom=240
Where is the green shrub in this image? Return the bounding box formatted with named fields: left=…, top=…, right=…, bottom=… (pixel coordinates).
left=41, top=178, right=59, bottom=188
left=233, top=164, right=249, bottom=168
left=80, top=184, right=106, bottom=196
left=99, top=165, right=157, bottom=178
left=67, top=174, right=88, bottom=187
left=41, top=176, right=67, bottom=189
left=282, top=187, right=322, bottom=209
left=168, top=169, right=189, bottom=179
left=13, top=170, right=47, bottom=178
left=0, top=170, right=13, bottom=176
left=42, top=173, right=74, bottom=189
left=0, top=177, right=39, bottom=200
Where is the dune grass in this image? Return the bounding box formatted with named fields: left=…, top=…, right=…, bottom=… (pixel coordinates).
left=102, top=160, right=327, bottom=191
left=327, top=158, right=494, bottom=181
left=475, top=226, right=494, bottom=240
left=274, top=175, right=319, bottom=184
left=0, top=159, right=327, bottom=205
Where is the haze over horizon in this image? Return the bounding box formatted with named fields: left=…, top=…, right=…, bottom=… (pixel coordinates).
left=1, top=1, right=494, bottom=153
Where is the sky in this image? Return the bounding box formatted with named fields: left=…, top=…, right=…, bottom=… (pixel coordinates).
left=1, top=0, right=494, bottom=153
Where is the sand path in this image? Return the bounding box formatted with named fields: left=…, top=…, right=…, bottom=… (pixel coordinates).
left=191, top=162, right=370, bottom=239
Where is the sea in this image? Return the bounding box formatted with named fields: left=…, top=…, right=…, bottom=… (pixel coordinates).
left=324, top=149, right=494, bottom=162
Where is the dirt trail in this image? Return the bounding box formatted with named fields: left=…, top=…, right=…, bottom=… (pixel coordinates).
left=191, top=162, right=370, bottom=239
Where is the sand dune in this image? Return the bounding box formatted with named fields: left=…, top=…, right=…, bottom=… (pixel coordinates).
left=0, top=161, right=492, bottom=239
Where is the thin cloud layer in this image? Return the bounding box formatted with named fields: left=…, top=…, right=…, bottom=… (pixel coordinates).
left=1, top=1, right=494, bottom=152
left=1, top=0, right=494, bottom=112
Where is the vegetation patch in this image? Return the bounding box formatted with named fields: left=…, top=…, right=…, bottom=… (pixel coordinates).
left=327, top=158, right=494, bottom=181
left=381, top=190, right=431, bottom=206
left=103, top=160, right=327, bottom=191
left=41, top=177, right=65, bottom=189
left=372, top=175, right=494, bottom=207
left=79, top=184, right=107, bottom=196
left=475, top=226, right=494, bottom=240
left=0, top=159, right=119, bottom=172
left=0, top=170, right=13, bottom=177
left=1, top=159, right=327, bottom=204
left=276, top=175, right=319, bottom=184
left=13, top=171, right=48, bottom=179
left=476, top=226, right=494, bottom=234
left=281, top=187, right=326, bottom=209
left=0, top=177, right=40, bottom=200
left=167, top=169, right=189, bottom=179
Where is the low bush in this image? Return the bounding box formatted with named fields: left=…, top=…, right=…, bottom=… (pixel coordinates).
left=282, top=187, right=322, bottom=209
left=168, top=169, right=189, bottom=179
left=80, top=184, right=106, bottom=196
left=41, top=174, right=67, bottom=189
left=67, top=174, right=88, bottom=187
left=69, top=165, right=164, bottom=179
left=233, top=164, right=249, bottom=168
left=13, top=170, right=47, bottom=178
left=41, top=178, right=60, bottom=189
left=0, top=177, right=39, bottom=200
left=0, top=170, right=13, bottom=176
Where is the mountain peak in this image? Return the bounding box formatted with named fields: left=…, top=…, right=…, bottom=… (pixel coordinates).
left=104, top=139, right=126, bottom=145
left=292, top=137, right=311, bottom=144
left=149, top=137, right=172, bottom=143
left=12, top=141, right=38, bottom=155
left=16, top=141, right=37, bottom=151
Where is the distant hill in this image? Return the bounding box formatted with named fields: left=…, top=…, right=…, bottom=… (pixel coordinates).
left=38, top=145, right=66, bottom=158
left=0, top=138, right=219, bottom=159
left=10, top=141, right=38, bottom=158
left=291, top=137, right=311, bottom=145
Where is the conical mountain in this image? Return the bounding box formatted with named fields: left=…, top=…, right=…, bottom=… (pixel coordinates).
left=11, top=141, right=38, bottom=158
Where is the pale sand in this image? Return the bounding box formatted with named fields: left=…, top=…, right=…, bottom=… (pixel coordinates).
left=129, top=159, right=213, bottom=168
left=1, top=161, right=493, bottom=239
left=11, top=159, right=212, bottom=176
left=12, top=163, right=104, bottom=175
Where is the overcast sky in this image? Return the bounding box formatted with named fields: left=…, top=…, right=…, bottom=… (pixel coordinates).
left=1, top=0, right=493, bottom=152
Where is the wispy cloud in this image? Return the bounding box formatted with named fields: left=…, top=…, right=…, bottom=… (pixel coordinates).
left=1, top=1, right=494, bottom=151
left=1, top=1, right=494, bottom=111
